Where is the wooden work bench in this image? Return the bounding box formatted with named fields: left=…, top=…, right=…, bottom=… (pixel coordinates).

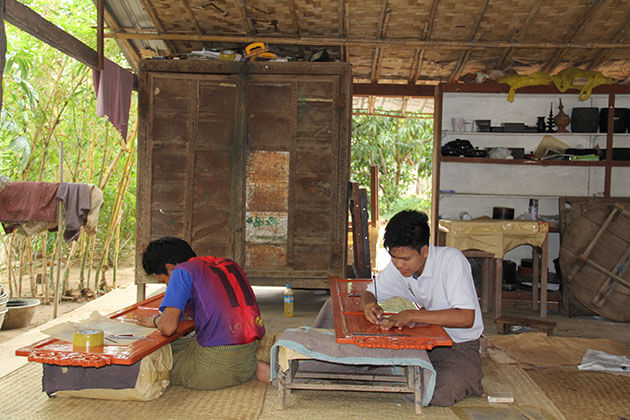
left=16, top=293, right=193, bottom=367
left=276, top=277, right=453, bottom=415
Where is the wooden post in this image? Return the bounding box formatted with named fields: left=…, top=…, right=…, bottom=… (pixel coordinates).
left=53, top=141, right=63, bottom=318
left=369, top=165, right=379, bottom=227
left=0, top=0, right=6, bottom=114
left=97, top=0, right=104, bottom=70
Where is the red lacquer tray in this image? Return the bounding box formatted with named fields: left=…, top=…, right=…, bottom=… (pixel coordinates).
left=15, top=293, right=194, bottom=367
left=329, top=276, right=453, bottom=350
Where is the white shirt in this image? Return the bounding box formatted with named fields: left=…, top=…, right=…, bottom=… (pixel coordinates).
left=367, top=244, right=484, bottom=343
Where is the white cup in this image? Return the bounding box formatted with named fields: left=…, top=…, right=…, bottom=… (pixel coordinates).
left=463, top=120, right=473, bottom=131
left=452, top=118, right=465, bottom=131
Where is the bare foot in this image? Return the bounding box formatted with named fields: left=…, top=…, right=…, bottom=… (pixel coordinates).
left=255, top=360, right=271, bottom=384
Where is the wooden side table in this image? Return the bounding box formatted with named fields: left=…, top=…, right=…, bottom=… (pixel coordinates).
left=438, top=220, right=549, bottom=319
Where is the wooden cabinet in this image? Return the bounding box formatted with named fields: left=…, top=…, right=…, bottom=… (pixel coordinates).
left=136, top=60, right=352, bottom=296
left=431, top=83, right=630, bottom=272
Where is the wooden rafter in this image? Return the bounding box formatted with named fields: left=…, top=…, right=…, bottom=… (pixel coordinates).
left=541, top=0, right=603, bottom=74
left=338, top=0, right=349, bottom=61
left=587, top=15, right=630, bottom=71
left=138, top=0, right=176, bottom=55
left=497, top=0, right=544, bottom=69
left=105, top=31, right=630, bottom=50
left=407, top=0, right=439, bottom=85
left=289, top=0, right=300, bottom=37
left=102, top=2, right=140, bottom=69
left=449, top=0, right=490, bottom=81
left=239, top=1, right=255, bottom=35
left=370, top=0, right=390, bottom=84
left=181, top=0, right=212, bottom=51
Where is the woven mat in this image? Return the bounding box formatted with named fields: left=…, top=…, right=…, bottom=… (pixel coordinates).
left=0, top=362, right=267, bottom=420
left=526, top=368, right=630, bottom=420
left=257, top=356, right=565, bottom=420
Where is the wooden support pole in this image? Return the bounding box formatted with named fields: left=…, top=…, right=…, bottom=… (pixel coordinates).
left=0, top=0, right=6, bottom=115
left=97, top=0, right=104, bottom=70
left=53, top=141, right=63, bottom=318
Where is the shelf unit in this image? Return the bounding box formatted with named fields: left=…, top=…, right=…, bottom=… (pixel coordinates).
left=430, top=82, right=630, bottom=273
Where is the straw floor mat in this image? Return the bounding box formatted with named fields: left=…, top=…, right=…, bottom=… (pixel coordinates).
left=526, top=368, right=630, bottom=420
left=0, top=362, right=267, bottom=420
left=257, top=357, right=565, bottom=420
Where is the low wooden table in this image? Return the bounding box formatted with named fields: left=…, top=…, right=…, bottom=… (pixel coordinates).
left=277, top=277, right=452, bottom=415
left=16, top=293, right=193, bottom=367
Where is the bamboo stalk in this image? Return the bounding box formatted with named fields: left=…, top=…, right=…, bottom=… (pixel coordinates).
left=94, top=140, right=135, bottom=290
left=17, top=235, right=25, bottom=297
left=78, top=234, right=87, bottom=290
left=5, top=234, right=14, bottom=298
left=26, top=237, right=36, bottom=297
left=113, top=208, right=121, bottom=288
left=41, top=233, right=49, bottom=303
left=62, top=240, right=78, bottom=294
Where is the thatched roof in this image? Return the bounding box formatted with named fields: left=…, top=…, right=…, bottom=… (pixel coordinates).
left=103, top=0, right=630, bottom=115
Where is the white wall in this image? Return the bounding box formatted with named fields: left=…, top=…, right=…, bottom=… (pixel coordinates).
left=439, top=91, right=630, bottom=271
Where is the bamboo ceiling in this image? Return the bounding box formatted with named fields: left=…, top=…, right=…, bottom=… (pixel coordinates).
left=103, top=0, right=630, bottom=116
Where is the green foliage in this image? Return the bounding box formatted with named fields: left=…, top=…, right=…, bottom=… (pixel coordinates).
left=1, top=0, right=137, bottom=269
left=351, top=113, right=433, bottom=218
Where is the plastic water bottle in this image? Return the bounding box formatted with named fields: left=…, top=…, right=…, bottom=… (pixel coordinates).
left=284, top=284, right=294, bottom=318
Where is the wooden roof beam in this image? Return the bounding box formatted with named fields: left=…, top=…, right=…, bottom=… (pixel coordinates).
left=541, top=0, right=602, bottom=74
left=4, top=0, right=98, bottom=68
left=497, top=0, right=544, bottom=69
left=182, top=0, right=212, bottom=51
left=338, top=0, right=349, bottom=61
left=239, top=1, right=256, bottom=35
left=370, top=1, right=391, bottom=84
left=104, top=32, right=630, bottom=50
left=102, top=2, right=140, bottom=70
left=289, top=0, right=301, bottom=38
left=408, top=0, right=440, bottom=85
left=138, top=0, right=176, bottom=55
left=353, top=83, right=434, bottom=97
left=587, top=16, right=630, bottom=71
left=449, top=0, right=489, bottom=81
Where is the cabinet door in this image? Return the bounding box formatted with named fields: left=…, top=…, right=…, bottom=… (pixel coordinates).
left=244, top=73, right=349, bottom=286
left=137, top=72, right=246, bottom=277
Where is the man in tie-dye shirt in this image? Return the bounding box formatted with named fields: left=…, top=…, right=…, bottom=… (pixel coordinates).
left=137, top=237, right=270, bottom=389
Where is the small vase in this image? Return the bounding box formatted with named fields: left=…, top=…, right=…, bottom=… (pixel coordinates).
left=554, top=98, right=570, bottom=133
left=536, top=117, right=546, bottom=133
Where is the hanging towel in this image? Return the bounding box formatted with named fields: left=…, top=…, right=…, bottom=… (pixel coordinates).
left=0, top=182, right=60, bottom=228
left=56, top=182, right=91, bottom=242
left=84, top=185, right=104, bottom=235
left=92, top=58, right=133, bottom=140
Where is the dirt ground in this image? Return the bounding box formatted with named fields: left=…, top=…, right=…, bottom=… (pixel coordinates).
left=0, top=263, right=137, bottom=345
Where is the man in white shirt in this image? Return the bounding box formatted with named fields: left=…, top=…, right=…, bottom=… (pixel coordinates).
left=360, top=210, right=484, bottom=406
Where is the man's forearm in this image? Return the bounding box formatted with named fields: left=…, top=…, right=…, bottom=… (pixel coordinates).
left=408, top=307, right=475, bottom=328
left=359, top=291, right=377, bottom=310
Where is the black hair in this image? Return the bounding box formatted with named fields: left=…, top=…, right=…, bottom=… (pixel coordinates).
left=383, top=210, right=430, bottom=252
left=142, top=236, right=197, bottom=275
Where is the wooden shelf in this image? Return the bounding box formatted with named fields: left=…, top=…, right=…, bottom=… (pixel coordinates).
left=440, top=156, right=630, bottom=167
left=443, top=130, right=630, bottom=137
